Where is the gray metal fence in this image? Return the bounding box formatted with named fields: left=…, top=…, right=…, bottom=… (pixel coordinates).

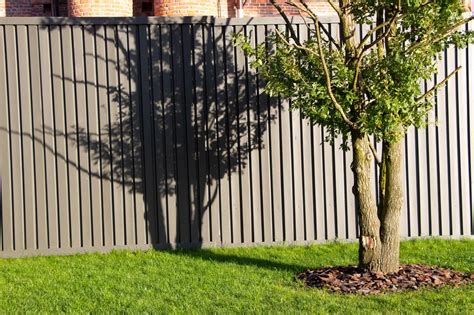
left=0, top=16, right=472, bottom=258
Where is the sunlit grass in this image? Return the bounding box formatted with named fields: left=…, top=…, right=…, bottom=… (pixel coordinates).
left=0, top=239, right=472, bottom=313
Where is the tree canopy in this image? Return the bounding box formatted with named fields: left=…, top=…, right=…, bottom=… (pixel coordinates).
left=235, top=0, right=473, bottom=147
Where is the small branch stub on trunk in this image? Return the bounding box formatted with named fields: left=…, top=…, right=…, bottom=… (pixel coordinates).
left=362, top=235, right=376, bottom=250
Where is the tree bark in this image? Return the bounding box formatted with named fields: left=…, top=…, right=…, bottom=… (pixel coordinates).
left=377, top=139, right=404, bottom=272
left=352, top=133, right=381, bottom=270
left=352, top=133, right=404, bottom=273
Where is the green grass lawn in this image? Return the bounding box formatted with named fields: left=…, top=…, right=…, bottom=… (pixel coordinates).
left=0, top=239, right=472, bottom=313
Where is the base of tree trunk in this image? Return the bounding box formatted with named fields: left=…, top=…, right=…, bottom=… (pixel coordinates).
left=297, top=264, right=474, bottom=294
left=359, top=236, right=400, bottom=273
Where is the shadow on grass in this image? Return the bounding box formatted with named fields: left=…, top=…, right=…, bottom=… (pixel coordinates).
left=167, top=249, right=308, bottom=273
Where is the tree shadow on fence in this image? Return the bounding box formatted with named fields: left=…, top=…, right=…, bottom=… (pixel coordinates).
left=29, top=17, right=278, bottom=250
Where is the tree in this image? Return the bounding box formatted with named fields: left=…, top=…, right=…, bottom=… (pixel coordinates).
left=235, top=0, right=473, bottom=272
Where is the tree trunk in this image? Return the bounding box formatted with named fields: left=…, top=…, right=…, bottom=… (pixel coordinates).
left=377, top=139, right=404, bottom=272
left=352, top=133, right=404, bottom=273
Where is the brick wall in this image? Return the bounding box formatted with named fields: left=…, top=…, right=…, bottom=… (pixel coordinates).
left=154, top=0, right=333, bottom=17
left=154, top=0, right=219, bottom=16
left=68, top=0, right=133, bottom=17
left=0, top=0, right=48, bottom=17
left=0, top=0, right=334, bottom=17
left=1, top=0, right=470, bottom=18
left=241, top=0, right=334, bottom=17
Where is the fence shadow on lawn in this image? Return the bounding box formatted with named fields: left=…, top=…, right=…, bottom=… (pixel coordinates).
left=168, top=248, right=308, bottom=273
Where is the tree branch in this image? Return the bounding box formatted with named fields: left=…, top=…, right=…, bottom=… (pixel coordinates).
left=270, top=0, right=301, bottom=45
left=289, top=0, right=341, bottom=50
left=368, top=139, right=382, bottom=165
left=274, top=29, right=314, bottom=55
left=361, top=15, right=398, bottom=54
left=406, top=16, right=474, bottom=54
left=357, top=16, right=396, bottom=53
left=356, top=0, right=441, bottom=55
left=416, top=66, right=462, bottom=103
left=313, top=15, right=356, bottom=129
left=352, top=14, right=399, bottom=91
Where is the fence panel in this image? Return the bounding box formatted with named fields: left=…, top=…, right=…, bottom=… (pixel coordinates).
left=0, top=16, right=472, bottom=257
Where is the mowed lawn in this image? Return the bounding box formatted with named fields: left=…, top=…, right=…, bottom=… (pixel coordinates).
left=0, top=239, right=472, bottom=313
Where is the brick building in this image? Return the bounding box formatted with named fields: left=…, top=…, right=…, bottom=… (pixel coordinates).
left=0, top=0, right=335, bottom=17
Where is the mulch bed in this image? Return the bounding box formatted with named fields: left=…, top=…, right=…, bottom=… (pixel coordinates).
left=297, top=264, right=474, bottom=294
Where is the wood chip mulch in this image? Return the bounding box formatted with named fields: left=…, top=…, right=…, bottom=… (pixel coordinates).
left=296, top=264, right=474, bottom=294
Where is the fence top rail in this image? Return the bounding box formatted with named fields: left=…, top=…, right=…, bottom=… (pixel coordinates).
left=0, top=15, right=339, bottom=26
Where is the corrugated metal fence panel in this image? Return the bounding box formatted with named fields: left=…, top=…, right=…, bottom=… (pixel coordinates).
left=0, top=17, right=472, bottom=257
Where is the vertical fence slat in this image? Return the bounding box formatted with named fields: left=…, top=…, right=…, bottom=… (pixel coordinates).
left=344, top=141, right=357, bottom=240
left=191, top=25, right=209, bottom=245
left=280, top=102, right=294, bottom=242
left=116, top=25, right=136, bottom=246
left=16, top=25, right=36, bottom=250
left=160, top=24, right=177, bottom=247
left=437, top=49, right=451, bottom=236
left=323, top=131, right=336, bottom=240
left=292, top=110, right=304, bottom=242
left=182, top=24, right=200, bottom=244
left=138, top=24, right=158, bottom=246
left=0, top=25, right=14, bottom=253
left=28, top=25, right=48, bottom=250
left=83, top=25, right=103, bottom=247
left=276, top=25, right=294, bottom=242
left=126, top=25, right=146, bottom=247
left=202, top=23, right=220, bottom=245
left=456, top=41, right=469, bottom=236
left=171, top=24, right=190, bottom=245
left=426, top=72, right=440, bottom=236
left=224, top=25, right=242, bottom=244
left=256, top=24, right=273, bottom=243
left=417, top=110, right=430, bottom=236
left=248, top=25, right=263, bottom=244
left=62, top=25, right=82, bottom=248
left=234, top=24, right=253, bottom=244
left=6, top=25, right=25, bottom=251
left=406, top=129, right=418, bottom=237
left=417, top=77, right=429, bottom=237
left=313, top=126, right=326, bottom=241
left=265, top=25, right=283, bottom=242
left=193, top=24, right=212, bottom=245
left=299, top=23, right=315, bottom=242
left=104, top=25, right=121, bottom=246
left=214, top=25, right=232, bottom=245
left=467, top=20, right=474, bottom=236
left=105, top=25, right=125, bottom=246
left=73, top=25, right=92, bottom=248
left=95, top=25, right=114, bottom=247
left=51, top=25, right=70, bottom=249
left=39, top=26, right=59, bottom=249
left=447, top=45, right=461, bottom=237
left=290, top=25, right=304, bottom=243
left=149, top=24, right=167, bottom=246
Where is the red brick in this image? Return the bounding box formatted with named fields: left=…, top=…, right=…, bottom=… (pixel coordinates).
left=68, top=0, right=133, bottom=16
left=0, top=0, right=335, bottom=17
left=154, top=0, right=218, bottom=16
